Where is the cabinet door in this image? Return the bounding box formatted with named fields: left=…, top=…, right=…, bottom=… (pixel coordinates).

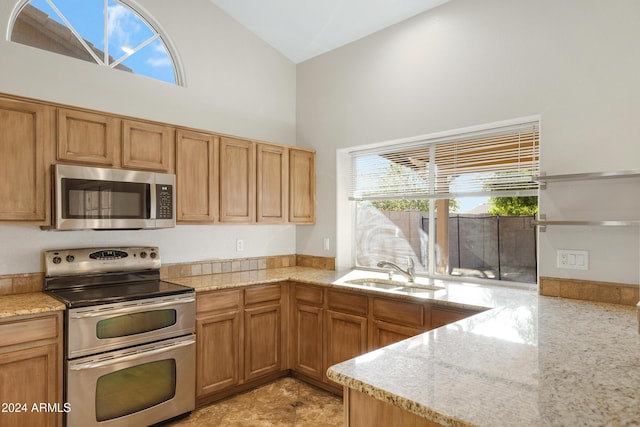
left=0, top=98, right=52, bottom=223
left=0, top=344, right=60, bottom=427
left=244, top=304, right=281, bottom=381
left=176, top=130, right=218, bottom=223
left=430, top=305, right=478, bottom=329
left=325, top=310, right=367, bottom=384
left=256, top=143, right=288, bottom=223
left=196, top=310, right=241, bottom=396
left=289, top=148, right=315, bottom=224
left=57, top=108, right=119, bottom=166
left=370, top=320, right=424, bottom=350
left=122, top=120, right=174, bottom=172
left=292, top=303, right=324, bottom=380
left=220, top=137, right=255, bottom=223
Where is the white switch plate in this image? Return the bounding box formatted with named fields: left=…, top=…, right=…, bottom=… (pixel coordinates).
left=557, top=249, right=588, bottom=270
left=236, top=239, right=244, bottom=252
left=323, top=237, right=330, bottom=251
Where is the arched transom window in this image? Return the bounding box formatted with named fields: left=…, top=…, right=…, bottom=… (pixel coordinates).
left=9, top=0, right=183, bottom=85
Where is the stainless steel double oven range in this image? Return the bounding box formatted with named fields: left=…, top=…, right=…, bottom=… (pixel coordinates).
left=44, top=246, right=196, bottom=427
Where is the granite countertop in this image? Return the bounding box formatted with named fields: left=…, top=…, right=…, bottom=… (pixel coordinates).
left=2, top=267, right=638, bottom=426
left=0, top=292, right=65, bottom=319
left=174, top=267, right=640, bottom=427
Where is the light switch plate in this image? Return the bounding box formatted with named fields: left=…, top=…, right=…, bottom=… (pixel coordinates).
left=557, top=249, right=588, bottom=270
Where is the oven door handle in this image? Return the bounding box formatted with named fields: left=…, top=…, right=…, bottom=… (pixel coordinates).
left=68, top=338, right=194, bottom=371
left=69, top=297, right=195, bottom=319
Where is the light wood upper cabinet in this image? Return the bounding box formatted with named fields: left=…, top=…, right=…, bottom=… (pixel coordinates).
left=289, top=148, right=316, bottom=224
left=256, top=144, right=288, bottom=224
left=176, top=129, right=218, bottom=223
left=122, top=120, right=174, bottom=173
left=219, top=137, right=255, bottom=223
left=57, top=108, right=120, bottom=166
left=0, top=97, right=52, bottom=224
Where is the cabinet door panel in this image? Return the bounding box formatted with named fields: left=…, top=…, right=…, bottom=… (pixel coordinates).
left=371, top=320, right=424, bottom=350
left=256, top=144, right=287, bottom=223
left=122, top=120, right=174, bottom=172
left=0, top=344, right=60, bottom=427
left=325, top=311, right=367, bottom=383
left=292, top=304, right=323, bottom=380
left=176, top=130, right=218, bottom=223
left=0, top=98, right=51, bottom=223
left=196, top=310, right=241, bottom=396
left=244, top=304, right=281, bottom=381
left=289, top=149, right=315, bottom=224
left=220, top=137, right=255, bottom=223
left=57, top=108, right=119, bottom=166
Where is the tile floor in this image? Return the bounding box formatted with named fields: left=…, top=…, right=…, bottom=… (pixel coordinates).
left=166, top=377, right=344, bottom=427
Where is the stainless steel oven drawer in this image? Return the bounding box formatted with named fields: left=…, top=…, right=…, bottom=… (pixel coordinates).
left=67, top=293, right=195, bottom=359
left=66, top=334, right=195, bottom=427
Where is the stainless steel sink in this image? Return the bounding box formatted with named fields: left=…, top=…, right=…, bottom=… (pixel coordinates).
left=343, top=278, right=406, bottom=289
left=343, top=278, right=444, bottom=293
left=397, top=285, right=444, bottom=293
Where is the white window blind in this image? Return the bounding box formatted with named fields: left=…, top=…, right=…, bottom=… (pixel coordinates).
left=349, top=121, right=539, bottom=200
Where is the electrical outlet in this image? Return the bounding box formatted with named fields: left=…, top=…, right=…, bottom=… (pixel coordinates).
left=236, top=239, right=244, bottom=252
left=323, top=237, right=330, bottom=251
left=557, top=249, right=588, bottom=270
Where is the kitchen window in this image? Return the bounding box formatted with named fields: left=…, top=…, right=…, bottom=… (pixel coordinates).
left=347, top=118, right=540, bottom=285
left=9, top=0, right=183, bottom=85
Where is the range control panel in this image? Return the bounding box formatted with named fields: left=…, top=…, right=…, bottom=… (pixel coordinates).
left=44, top=247, right=160, bottom=277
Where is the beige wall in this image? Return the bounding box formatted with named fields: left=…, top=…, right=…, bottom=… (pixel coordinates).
left=0, top=0, right=297, bottom=274
left=297, top=0, right=640, bottom=285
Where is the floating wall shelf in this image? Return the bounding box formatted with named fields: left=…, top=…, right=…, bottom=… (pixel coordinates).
left=535, top=170, right=640, bottom=231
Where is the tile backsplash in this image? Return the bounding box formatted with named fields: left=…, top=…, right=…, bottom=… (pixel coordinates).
left=0, top=254, right=335, bottom=296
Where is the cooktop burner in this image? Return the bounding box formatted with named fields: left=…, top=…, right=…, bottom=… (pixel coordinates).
left=47, top=279, right=193, bottom=308
left=43, top=246, right=194, bottom=308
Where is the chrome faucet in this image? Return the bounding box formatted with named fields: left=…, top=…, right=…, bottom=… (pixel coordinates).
left=377, top=257, right=415, bottom=283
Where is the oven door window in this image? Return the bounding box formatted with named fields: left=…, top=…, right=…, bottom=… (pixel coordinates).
left=62, top=178, right=151, bottom=219
left=96, top=310, right=177, bottom=339
left=95, top=359, right=176, bottom=422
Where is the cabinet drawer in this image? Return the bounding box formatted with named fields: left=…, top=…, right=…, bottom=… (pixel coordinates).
left=372, top=298, right=424, bottom=328
left=327, top=289, right=367, bottom=315
left=0, top=313, right=59, bottom=347
left=294, top=284, right=323, bottom=305
left=197, top=289, right=241, bottom=314
left=245, top=284, right=281, bottom=305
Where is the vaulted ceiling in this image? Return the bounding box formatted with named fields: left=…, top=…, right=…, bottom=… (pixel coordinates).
left=209, top=0, right=450, bottom=63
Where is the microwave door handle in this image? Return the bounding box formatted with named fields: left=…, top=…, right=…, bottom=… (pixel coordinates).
left=68, top=338, right=195, bottom=371
left=69, top=297, right=195, bottom=319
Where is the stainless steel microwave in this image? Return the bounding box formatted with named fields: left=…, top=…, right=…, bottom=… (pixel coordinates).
left=50, top=164, right=176, bottom=230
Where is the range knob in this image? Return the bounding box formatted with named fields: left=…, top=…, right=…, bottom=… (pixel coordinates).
left=52, top=256, right=62, bottom=264
left=66, top=255, right=75, bottom=263
left=140, top=251, right=147, bottom=259
left=150, top=252, right=157, bottom=259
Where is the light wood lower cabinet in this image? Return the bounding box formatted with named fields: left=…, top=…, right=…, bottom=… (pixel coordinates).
left=346, top=388, right=445, bottom=427
left=290, top=284, right=324, bottom=381
left=0, top=312, right=62, bottom=427
left=196, top=284, right=286, bottom=405
left=370, top=320, right=425, bottom=350
left=430, top=305, right=479, bottom=329
left=196, top=306, right=242, bottom=395
left=197, top=282, right=484, bottom=403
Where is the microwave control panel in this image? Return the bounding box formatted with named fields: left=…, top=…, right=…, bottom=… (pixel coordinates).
left=156, top=184, right=173, bottom=219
